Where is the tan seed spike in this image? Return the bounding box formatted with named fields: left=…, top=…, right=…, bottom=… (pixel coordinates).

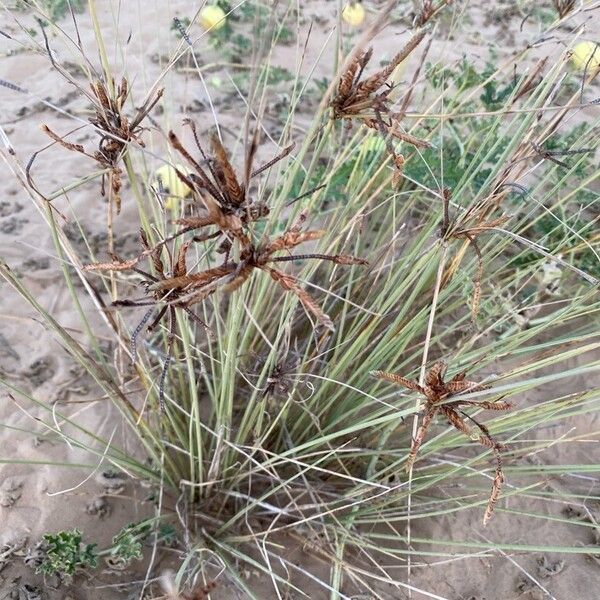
left=210, top=134, right=244, bottom=205
left=358, top=30, right=426, bottom=96
left=268, top=268, right=334, bottom=331
left=483, top=468, right=504, bottom=526
left=370, top=371, right=423, bottom=393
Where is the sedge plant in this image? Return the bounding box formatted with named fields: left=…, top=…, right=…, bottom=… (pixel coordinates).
left=1, top=0, right=599, bottom=598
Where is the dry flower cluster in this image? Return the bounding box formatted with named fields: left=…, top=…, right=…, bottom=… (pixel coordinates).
left=372, top=361, right=511, bottom=524
left=84, top=120, right=367, bottom=408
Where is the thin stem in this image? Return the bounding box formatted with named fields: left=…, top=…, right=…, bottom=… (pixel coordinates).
left=407, top=242, right=448, bottom=596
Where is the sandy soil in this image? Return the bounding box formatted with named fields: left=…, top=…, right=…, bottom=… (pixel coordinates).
left=1, top=1, right=599, bottom=598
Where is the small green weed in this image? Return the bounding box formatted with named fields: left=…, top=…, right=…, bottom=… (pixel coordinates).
left=37, top=530, right=97, bottom=578
left=18, top=0, right=85, bottom=21
left=426, top=55, right=519, bottom=110
left=110, top=520, right=178, bottom=566
left=110, top=522, right=149, bottom=564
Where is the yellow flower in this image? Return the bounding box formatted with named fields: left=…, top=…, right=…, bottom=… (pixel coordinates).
left=154, top=164, right=191, bottom=210
left=199, top=5, right=227, bottom=31
left=570, top=41, right=600, bottom=71
left=342, top=2, right=365, bottom=27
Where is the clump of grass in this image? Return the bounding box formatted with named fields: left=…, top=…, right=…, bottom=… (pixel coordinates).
left=1, top=0, right=600, bottom=597
left=84, top=210, right=366, bottom=408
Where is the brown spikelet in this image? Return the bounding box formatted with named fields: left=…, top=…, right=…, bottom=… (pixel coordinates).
left=465, top=233, right=483, bottom=323
left=117, top=77, right=128, bottom=108
left=338, top=56, right=360, bottom=99
left=391, top=29, right=427, bottom=66
left=139, top=228, right=152, bottom=251
left=147, top=275, right=198, bottom=292
left=370, top=371, right=424, bottom=393
left=358, top=31, right=426, bottom=95
left=392, top=154, right=405, bottom=188
left=168, top=130, right=204, bottom=173
left=176, top=287, right=215, bottom=308
left=83, top=229, right=171, bottom=272
left=451, top=369, right=466, bottom=382
left=483, top=466, right=504, bottom=526
left=445, top=379, right=490, bottom=394
left=477, top=401, right=512, bottom=411
left=442, top=406, right=472, bottom=436
left=41, top=125, right=86, bottom=154
left=513, top=58, right=548, bottom=103
left=222, top=266, right=254, bottom=293
left=267, top=268, right=334, bottom=330
left=406, top=407, right=438, bottom=471
left=211, top=134, right=244, bottom=205
left=358, top=47, right=373, bottom=69
left=110, top=167, right=122, bottom=214
left=138, top=230, right=166, bottom=276
left=387, top=126, right=431, bottom=149
left=148, top=264, right=236, bottom=292
left=91, top=80, right=110, bottom=109
left=552, top=0, right=576, bottom=18
left=477, top=435, right=499, bottom=450
left=266, top=230, right=325, bottom=253
left=425, top=361, right=446, bottom=387
left=83, top=256, right=144, bottom=272
left=174, top=216, right=215, bottom=229
left=175, top=241, right=192, bottom=277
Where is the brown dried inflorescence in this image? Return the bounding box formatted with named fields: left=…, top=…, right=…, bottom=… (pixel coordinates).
left=371, top=361, right=511, bottom=525
left=331, top=31, right=429, bottom=180
left=413, top=0, right=454, bottom=27
left=167, top=119, right=294, bottom=252
left=552, top=0, right=575, bottom=18
left=85, top=212, right=367, bottom=408
left=440, top=187, right=509, bottom=323
left=84, top=229, right=212, bottom=410
left=42, top=77, right=163, bottom=214
left=331, top=31, right=428, bottom=127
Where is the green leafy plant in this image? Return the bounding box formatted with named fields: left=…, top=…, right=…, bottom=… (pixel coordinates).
left=18, top=0, right=85, bottom=21
left=36, top=530, right=97, bottom=578
left=109, top=522, right=151, bottom=565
